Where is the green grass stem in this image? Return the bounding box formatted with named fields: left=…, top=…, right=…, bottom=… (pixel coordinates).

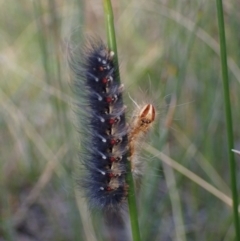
left=102, top=1, right=141, bottom=241
left=215, top=0, right=240, bottom=239
left=102, top=0, right=120, bottom=83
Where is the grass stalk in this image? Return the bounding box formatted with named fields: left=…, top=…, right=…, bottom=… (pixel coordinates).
left=215, top=0, right=240, bottom=239
left=32, top=0, right=51, bottom=85
left=102, top=0, right=120, bottom=83
left=102, top=1, right=141, bottom=241
left=162, top=145, right=187, bottom=241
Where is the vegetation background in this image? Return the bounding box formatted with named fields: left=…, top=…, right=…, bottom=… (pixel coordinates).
left=1, top=0, right=240, bottom=240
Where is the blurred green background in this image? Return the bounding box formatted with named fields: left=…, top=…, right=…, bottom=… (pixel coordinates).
left=1, top=0, right=240, bottom=240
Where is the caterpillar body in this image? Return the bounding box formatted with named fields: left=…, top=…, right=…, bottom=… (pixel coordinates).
left=71, top=39, right=129, bottom=210
left=129, top=104, right=156, bottom=173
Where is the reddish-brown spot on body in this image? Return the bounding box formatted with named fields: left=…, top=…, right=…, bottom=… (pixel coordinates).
left=106, top=96, right=112, bottom=103
left=108, top=173, right=114, bottom=178
left=110, top=139, right=117, bottom=145
left=106, top=186, right=112, bottom=192
left=110, top=156, right=116, bottom=162
left=102, top=77, right=108, bottom=84
left=109, top=118, right=115, bottom=125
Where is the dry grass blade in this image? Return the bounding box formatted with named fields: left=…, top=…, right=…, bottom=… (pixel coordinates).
left=13, top=144, right=68, bottom=227
left=144, top=144, right=233, bottom=208
left=232, top=149, right=240, bottom=155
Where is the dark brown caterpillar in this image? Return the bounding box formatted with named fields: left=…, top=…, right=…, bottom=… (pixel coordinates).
left=70, top=39, right=128, bottom=210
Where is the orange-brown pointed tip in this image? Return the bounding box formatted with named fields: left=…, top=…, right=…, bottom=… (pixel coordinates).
left=139, top=104, right=155, bottom=123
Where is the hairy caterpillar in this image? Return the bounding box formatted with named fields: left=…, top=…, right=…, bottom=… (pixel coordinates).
left=70, top=38, right=155, bottom=211
left=70, top=39, right=128, bottom=210
left=129, top=104, right=155, bottom=173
